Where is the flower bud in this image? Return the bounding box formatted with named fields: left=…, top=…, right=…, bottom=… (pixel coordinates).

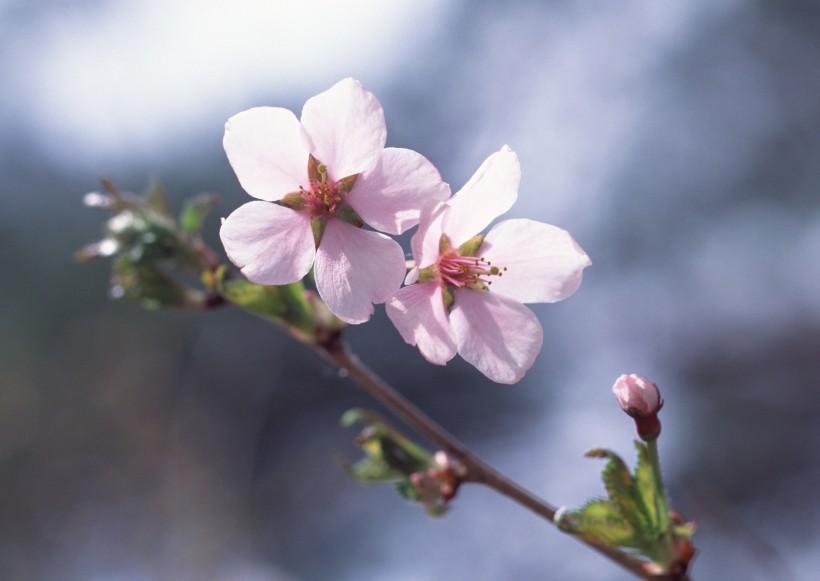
left=612, top=373, right=662, bottom=417
left=612, top=373, right=663, bottom=440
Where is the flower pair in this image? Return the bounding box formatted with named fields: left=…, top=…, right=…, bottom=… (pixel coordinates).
left=220, top=79, right=591, bottom=383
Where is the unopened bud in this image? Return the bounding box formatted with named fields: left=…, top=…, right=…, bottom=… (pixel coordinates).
left=612, top=373, right=662, bottom=417
left=612, top=373, right=663, bottom=440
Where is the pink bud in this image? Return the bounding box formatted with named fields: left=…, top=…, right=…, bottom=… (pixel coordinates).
left=612, top=373, right=663, bottom=440
left=612, top=373, right=662, bottom=417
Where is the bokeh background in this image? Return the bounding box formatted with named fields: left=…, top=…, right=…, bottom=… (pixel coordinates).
left=2, top=0, right=819, bottom=579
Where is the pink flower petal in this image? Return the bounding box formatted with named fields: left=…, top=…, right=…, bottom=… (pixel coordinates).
left=386, top=283, right=457, bottom=365
left=219, top=201, right=315, bottom=285
left=314, top=220, right=406, bottom=324
left=223, top=107, right=308, bottom=201
left=480, top=219, right=592, bottom=304
left=449, top=290, right=543, bottom=384
left=349, top=147, right=451, bottom=235
left=443, top=146, right=520, bottom=247
left=411, top=200, right=449, bottom=269
left=300, top=78, right=386, bottom=181
left=404, top=267, right=420, bottom=285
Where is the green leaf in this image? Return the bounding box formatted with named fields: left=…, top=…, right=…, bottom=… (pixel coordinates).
left=111, top=255, right=203, bottom=311
left=179, top=193, right=220, bottom=234
left=557, top=499, right=641, bottom=548
left=214, top=272, right=340, bottom=344
left=219, top=278, right=288, bottom=321
left=347, top=453, right=404, bottom=483
left=633, top=441, right=665, bottom=534
left=342, top=408, right=433, bottom=476
left=340, top=409, right=460, bottom=517
left=587, top=448, right=645, bottom=533
left=568, top=443, right=693, bottom=572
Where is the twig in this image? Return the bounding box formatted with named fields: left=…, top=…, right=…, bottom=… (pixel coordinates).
left=320, top=339, right=688, bottom=581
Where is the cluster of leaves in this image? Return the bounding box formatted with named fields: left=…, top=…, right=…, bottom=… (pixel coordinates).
left=555, top=442, right=695, bottom=575
left=77, top=180, right=220, bottom=311
left=341, top=409, right=460, bottom=517
left=79, top=181, right=343, bottom=345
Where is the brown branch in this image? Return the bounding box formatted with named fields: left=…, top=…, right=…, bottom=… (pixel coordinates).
left=319, top=339, right=689, bottom=581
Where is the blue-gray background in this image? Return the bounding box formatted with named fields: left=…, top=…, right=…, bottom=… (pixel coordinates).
left=2, top=1, right=818, bottom=579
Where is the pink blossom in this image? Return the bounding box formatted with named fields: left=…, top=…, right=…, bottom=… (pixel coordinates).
left=219, top=78, right=450, bottom=324
left=612, top=373, right=663, bottom=417
left=386, top=147, right=592, bottom=384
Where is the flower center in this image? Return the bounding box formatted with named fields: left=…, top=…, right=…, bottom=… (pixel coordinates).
left=300, top=177, right=343, bottom=218
left=280, top=155, right=363, bottom=246
left=437, top=250, right=506, bottom=290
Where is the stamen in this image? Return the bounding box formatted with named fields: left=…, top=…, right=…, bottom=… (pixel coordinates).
left=437, top=250, right=507, bottom=291
left=300, top=179, right=344, bottom=218
left=297, top=156, right=355, bottom=219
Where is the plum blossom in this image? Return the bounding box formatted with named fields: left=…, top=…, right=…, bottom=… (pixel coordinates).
left=219, top=78, right=450, bottom=324
left=386, top=146, right=591, bottom=384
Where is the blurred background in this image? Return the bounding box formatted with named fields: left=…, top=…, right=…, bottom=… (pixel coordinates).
left=2, top=0, right=819, bottom=579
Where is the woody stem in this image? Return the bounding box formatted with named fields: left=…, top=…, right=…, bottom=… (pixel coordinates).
left=317, top=338, right=688, bottom=581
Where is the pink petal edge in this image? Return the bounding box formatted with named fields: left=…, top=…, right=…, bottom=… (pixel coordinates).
left=411, top=200, right=449, bottom=269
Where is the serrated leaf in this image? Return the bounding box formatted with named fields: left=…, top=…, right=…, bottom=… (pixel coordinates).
left=558, top=499, right=642, bottom=548
left=179, top=193, right=220, bottom=234
left=564, top=445, right=694, bottom=573
left=589, top=448, right=645, bottom=533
